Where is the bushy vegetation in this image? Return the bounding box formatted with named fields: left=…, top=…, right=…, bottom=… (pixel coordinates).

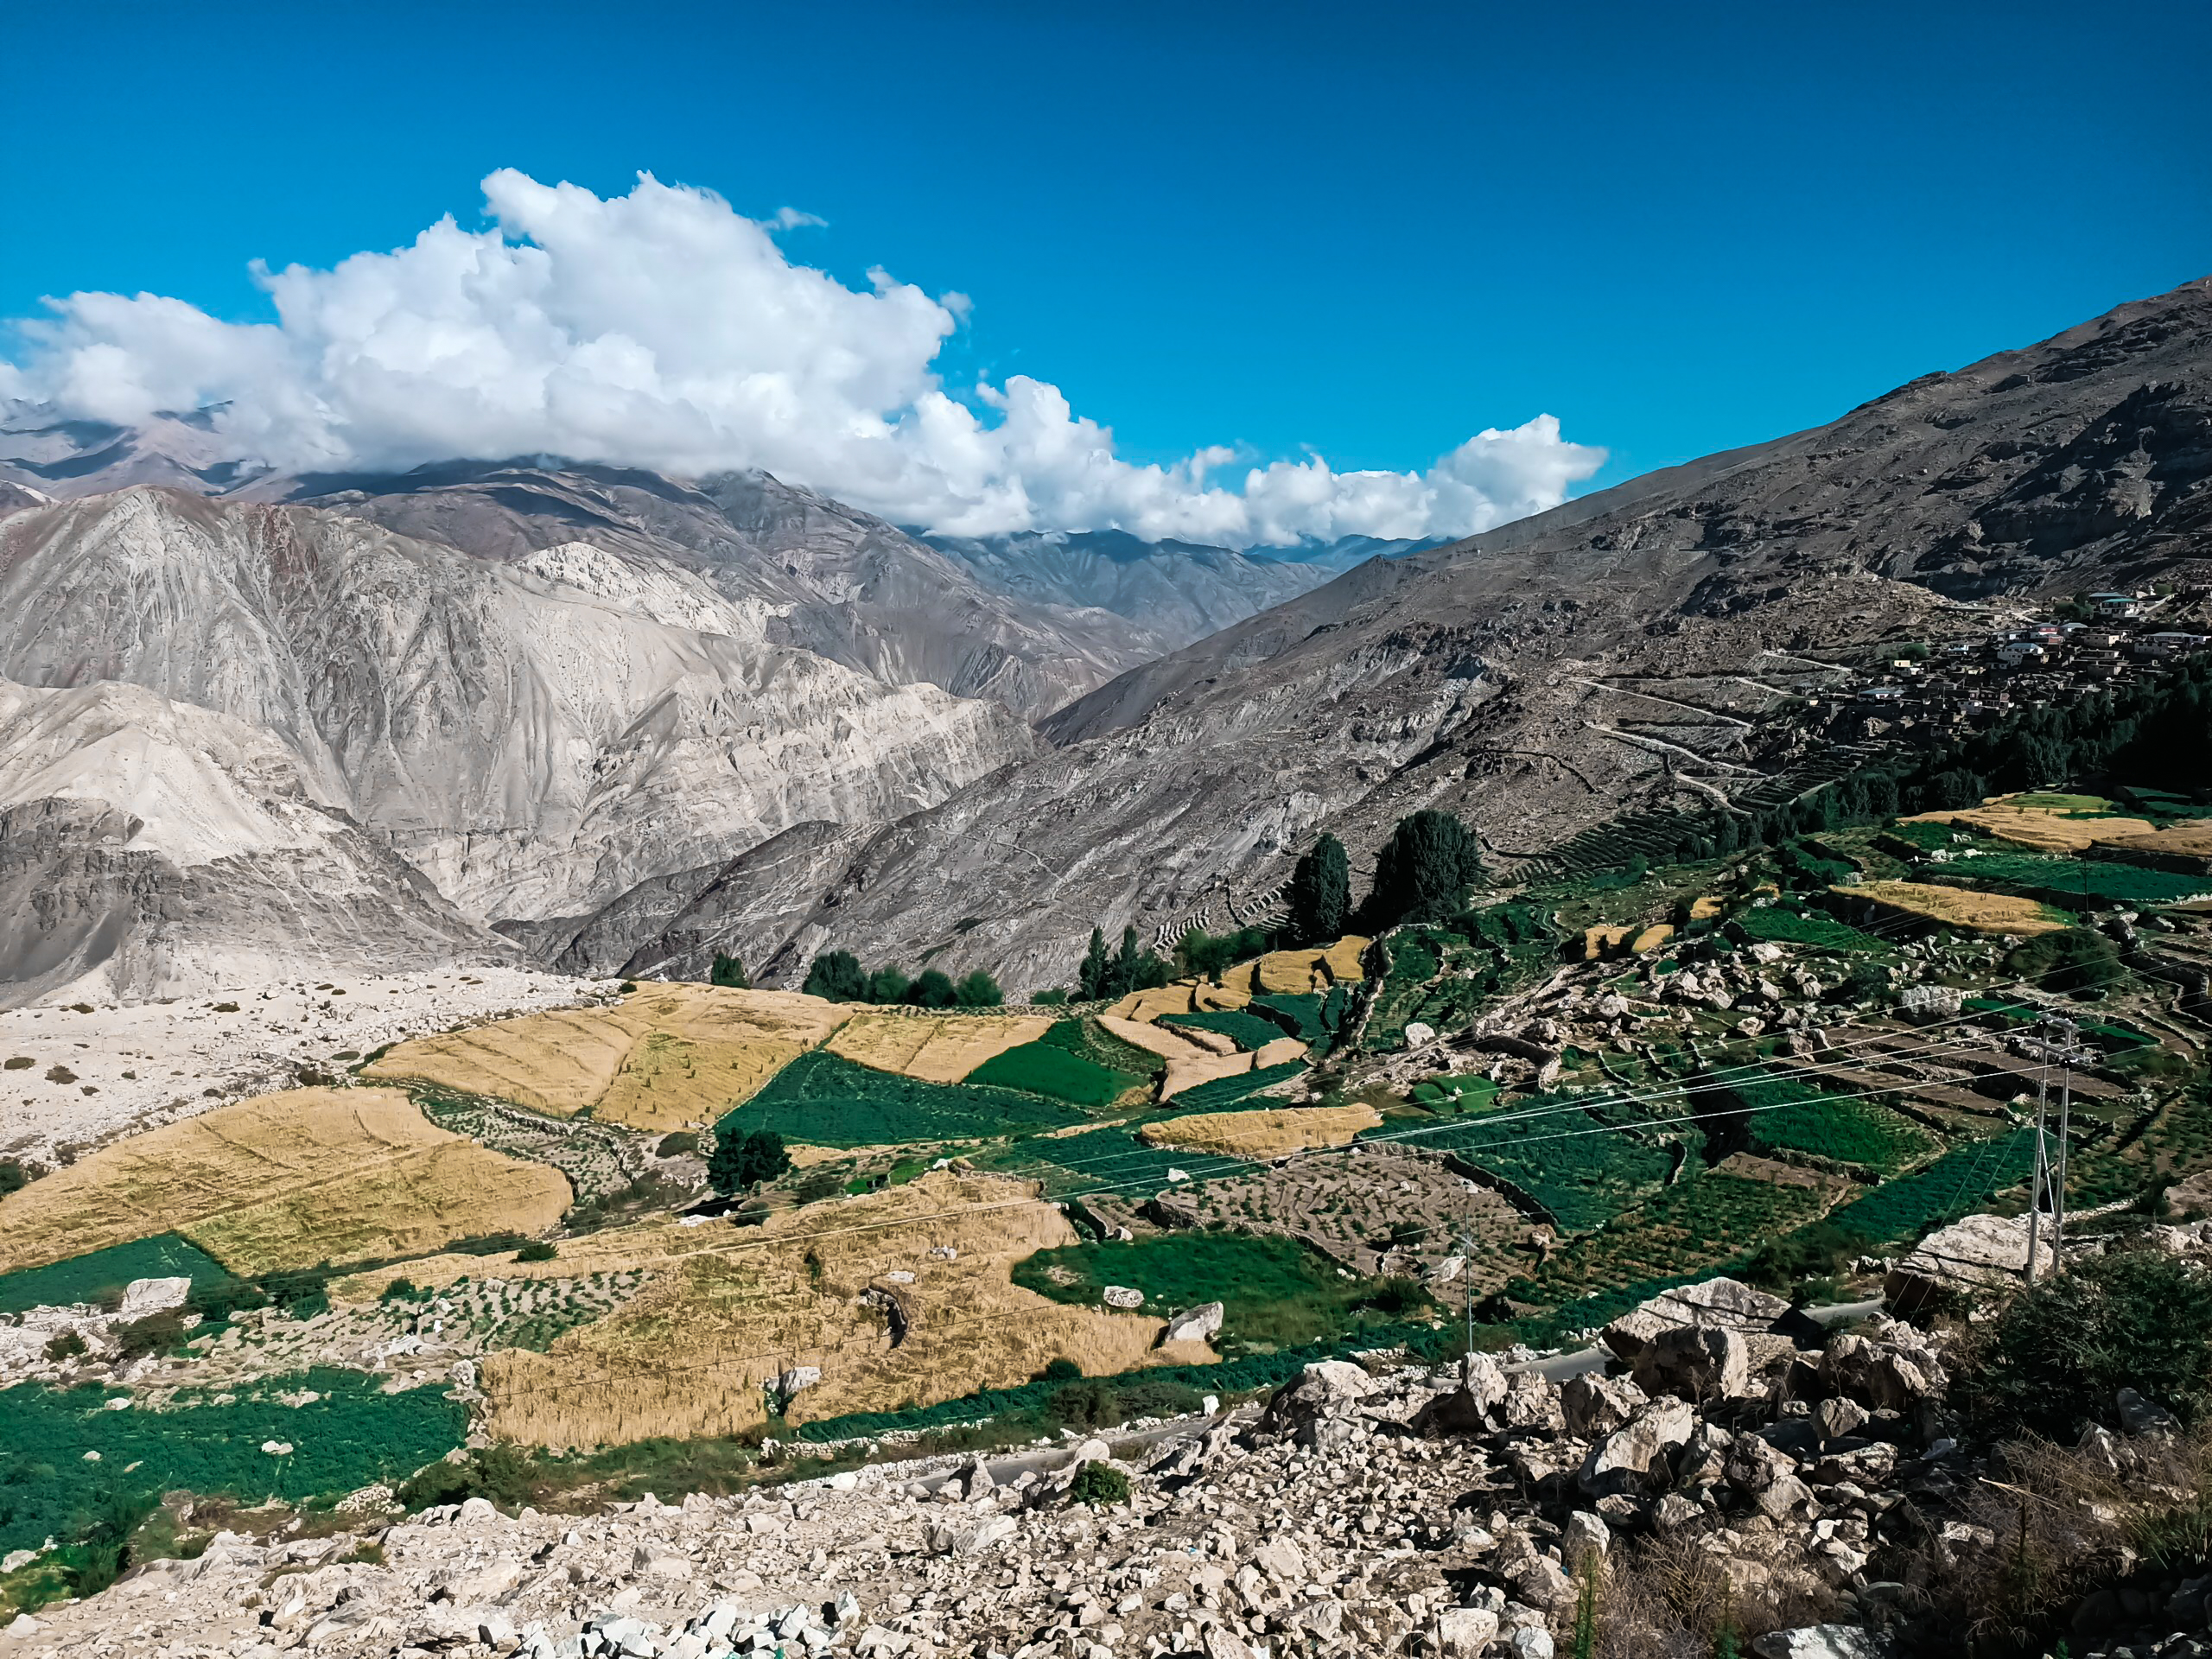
left=965, top=1037, right=1146, bottom=1108
left=0, top=1371, right=465, bottom=1555
left=709, top=952, right=749, bottom=988
left=707, top=1128, right=791, bottom=1196
left=1961, top=1243, right=2212, bottom=1440
left=724, top=1051, right=1090, bottom=1147
left=1173, top=926, right=1272, bottom=982
left=1077, top=926, right=1173, bottom=1001
left=1408, top=1074, right=1500, bottom=1114
left=800, top=950, right=1001, bottom=1007
left=1011, top=1230, right=1422, bottom=1352
left=2003, top=925, right=2126, bottom=993
left=0, top=1236, right=235, bottom=1316
left=1067, top=1459, right=1131, bottom=1508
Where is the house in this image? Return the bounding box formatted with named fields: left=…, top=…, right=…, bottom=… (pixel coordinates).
left=1996, top=641, right=2046, bottom=667
left=2089, top=592, right=2141, bottom=616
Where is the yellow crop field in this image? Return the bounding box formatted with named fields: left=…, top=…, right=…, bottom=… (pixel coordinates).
left=823, top=1011, right=1054, bottom=1083
left=1583, top=925, right=1633, bottom=960
left=1139, top=1101, right=1378, bottom=1157
left=0, top=1088, right=569, bottom=1277
left=479, top=1172, right=1214, bottom=1447
left=1688, top=895, right=1725, bottom=922
left=1847, top=880, right=2069, bottom=937
left=365, top=984, right=851, bottom=1132
left=2095, top=821, right=2212, bottom=868
left=1904, top=797, right=2155, bottom=854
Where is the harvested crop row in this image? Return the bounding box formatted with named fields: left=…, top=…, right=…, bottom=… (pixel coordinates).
left=479, top=1172, right=1216, bottom=1447
left=1137, top=1102, right=1380, bottom=1157
left=0, top=1088, right=570, bottom=1277
left=823, top=1011, right=1054, bottom=1083
left=365, top=985, right=851, bottom=1131
left=1844, top=880, right=2068, bottom=937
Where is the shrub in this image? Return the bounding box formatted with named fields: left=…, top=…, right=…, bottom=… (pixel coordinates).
left=868, top=966, right=913, bottom=1004
left=802, top=950, right=868, bottom=1001
left=514, top=1241, right=558, bottom=1263
left=654, top=1131, right=701, bottom=1158
left=709, top=952, right=749, bottom=989
left=1038, top=1357, right=1082, bottom=1382
left=708, top=1128, right=791, bottom=1197
left=111, top=1312, right=187, bottom=1361
left=1175, top=927, right=1272, bottom=982
left=1961, top=1244, right=2212, bottom=1441
left=43, top=1330, right=86, bottom=1361
left=953, top=969, right=1002, bottom=1007
left=2005, top=928, right=2125, bottom=995
left=0, top=1158, right=28, bottom=1198
left=1067, top=1460, right=1130, bottom=1509
left=1032, top=988, right=1069, bottom=1007
left=908, top=969, right=957, bottom=1008
left=395, top=1441, right=539, bottom=1513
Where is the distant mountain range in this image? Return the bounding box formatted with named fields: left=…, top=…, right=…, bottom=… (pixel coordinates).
left=2, top=276, right=2205, bottom=1006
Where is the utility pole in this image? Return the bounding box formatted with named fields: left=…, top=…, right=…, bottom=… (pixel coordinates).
left=2026, top=1019, right=2051, bottom=1286
left=1459, top=1222, right=1477, bottom=1371
left=2052, top=1016, right=2078, bottom=1253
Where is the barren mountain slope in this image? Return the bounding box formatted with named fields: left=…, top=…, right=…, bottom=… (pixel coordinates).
left=0, top=678, right=515, bottom=1007
left=591, top=276, right=2212, bottom=992
left=0, top=489, right=1035, bottom=924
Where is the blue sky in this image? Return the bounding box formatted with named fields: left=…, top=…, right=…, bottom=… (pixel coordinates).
left=4, top=0, right=2209, bottom=537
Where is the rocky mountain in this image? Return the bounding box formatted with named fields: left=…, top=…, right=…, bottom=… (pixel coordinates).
left=0, top=677, right=515, bottom=1007
left=562, top=275, right=2212, bottom=994
left=919, top=527, right=1439, bottom=654
left=0, top=489, right=1034, bottom=953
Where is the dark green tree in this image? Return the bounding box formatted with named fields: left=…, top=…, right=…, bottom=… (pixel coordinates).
left=801, top=950, right=868, bottom=1001
left=953, top=969, right=1002, bottom=1007
left=2005, top=927, right=2125, bottom=995
left=867, top=965, right=913, bottom=1004
left=709, top=951, right=749, bottom=989
left=908, top=968, right=958, bottom=1007
left=1078, top=927, right=1110, bottom=1001
left=1105, top=925, right=1170, bottom=996
left=1363, top=810, right=1483, bottom=929
left=1286, top=833, right=1351, bottom=944
left=708, top=1128, right=791, bottom=1198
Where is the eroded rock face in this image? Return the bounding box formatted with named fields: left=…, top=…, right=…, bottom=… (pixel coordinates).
left=0, top=489, right=1036, bottom=931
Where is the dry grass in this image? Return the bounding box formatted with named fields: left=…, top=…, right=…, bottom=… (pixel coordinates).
left=1688, top=895, right=1725, bottom=922
left=1905, top=798, right=2157, bottom=854
left=1584, top=925, right=1635, bottom=961
left=1096, top=1015, right=1289, bottom=1100
left=823, top=1011, right=1055, bottom=1083
left=1138, top=1101, right=1378, bottom=1157
left=365, top=985, right=852, bottom=1132
left=1630, top=923, right=1675, bottom=954
left=0, top=1087, right=569, bottom=1276
left=1847, top=880, right=2069, bottom=936
left=2096, top=819, right=2212, bottom=865
left=1320, top=936, right=1370, bottom=982
left=478, top=1172, right=1215, bottom=1447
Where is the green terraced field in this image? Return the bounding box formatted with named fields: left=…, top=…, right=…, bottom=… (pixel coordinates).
left=1012, top=1231, right=1411, bottom=1352
left=1827, top=1128, right=2038, bottom=1243
left=1169, top=1061, right=1309, bottom=1113
left=1507, top=1170, right=1834, bottom=1307
left=1729, top=906, right=1885, bottom=953
left=978, top=1128, right=1246, bottom=1198
left=0, top=1236, right=237, bottom=1316
left=965, top=1036, right=1147, bottom=1108
left=1399, top=1099, right=1675, bottom=1231
left=1160, top=1009, right=1286, bottom=1052
left=1720, top=1073, right=1937, bottom=1173
left=0, top=1370, right=465, bottom=1555
left=1039, top=1016, right=1166, bottom=1079
left=718, top=1051, right=1090, bottom=1147
left=1950, top=853, right=2212, bottom=909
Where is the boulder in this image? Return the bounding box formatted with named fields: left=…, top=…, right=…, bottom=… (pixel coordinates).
left=1512, top=1556, right=1575, bottom=1611
left=927, top=1514, right=1017, bottom=1555
left=1560, top=1372, right=1647, bottom=1439
left=1498, top=1370, right=1565, bottom=1434
left=1580, top=1397, right=1695, bottom=1495
left=1414, top=1353, right=1510, bottom=1437
left=1811, top=1397, right=1867, bottom=1444
left=1252, top=1536, right=1306, bottom=1582
left=1103, top=1285, right=1146, bottom=1310
left=1750, top=1626, right=1892, bottom=1659
left=1600, top=1279, right=1789, bottom=1361
left=1437, top=1606, right=1499, bottom=1656
left=2117, top=1387, right=2181, bottom=1437
left=1885, top=1212, right=2050, bottom=1306
left=1632, top=1325, right=1750, bottom=1402
left=118, top=1276, right=193, bottom=1319
left=778, top=1365, right=821, bottom=1398
left=1561, top=1511, right=1611, bottom=1573
left=1821, top=1325, right=1947, bottom=1412
left=1163, top=1302, right=1224, bottom=1344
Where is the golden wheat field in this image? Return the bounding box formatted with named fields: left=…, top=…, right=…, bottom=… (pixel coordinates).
left=365, top=984, right=851, bottom=1131
left=1904, top=797, right=2157, bottom=854
left=478, top=1172, right=1215, bottom=1447
left=2094, top=820, right=2212, bottom=866
left=823, top=1010, right=1055, bottom=1083
left=1138, top=1101, right=1379, bottom=1157
left=0, top=1088, right=569, bottom=1276
left=1847, top=880, right=2069, bottom=936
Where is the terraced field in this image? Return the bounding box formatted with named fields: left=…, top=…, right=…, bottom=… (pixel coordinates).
left=1402, top=1098, right=1677, bottom=1232
left=0, top=1088, right=570, bottom=1278
left=717, top=1051, right=1091, bottom=1147
left=823, top=1010, right=1055, bottom=1082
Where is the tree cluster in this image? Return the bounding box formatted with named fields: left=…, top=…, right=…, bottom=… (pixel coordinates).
left=708, top=1128, right=792, bottom=1198
left=1077, top=925, right=1172, bottom=1001
left=801, top=949, right=1001, bottom=1008
left=709, top=951, right=749, bottom=989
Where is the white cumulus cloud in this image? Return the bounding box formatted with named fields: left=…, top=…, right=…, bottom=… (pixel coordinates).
left=2, top=169, right=1605, bottom=546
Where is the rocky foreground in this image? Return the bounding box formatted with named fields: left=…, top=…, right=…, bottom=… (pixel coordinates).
left=6, top=1278, right=2208, bottom=1659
